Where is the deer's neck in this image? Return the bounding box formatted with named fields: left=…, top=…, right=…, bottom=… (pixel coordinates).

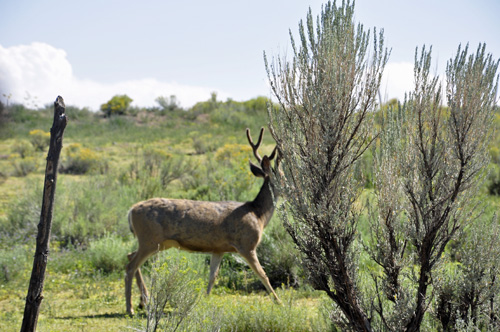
left=252, top=177, right=277, bottom=229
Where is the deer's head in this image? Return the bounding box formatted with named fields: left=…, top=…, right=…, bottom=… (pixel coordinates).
left=246, top=127, right=281, bottom=183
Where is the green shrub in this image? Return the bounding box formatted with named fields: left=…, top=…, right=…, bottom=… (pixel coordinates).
left=87, top=234, right=131, bottom=274
left=9, top=139, right=38, bottom=176
left=3, top=104, right=42, bottom=125
left=433, top=216, right=500, bottom=330
left=2, top=182, right=41, bottom=241
left=11, top=139, right=34, bottom=158
left=155, top=95, right=181, bottom=112
left=48, top=245, right=92, bottom=275
left=29, top=129, right=50, bottom=151
left=192, top=133, right=218, bottom=154
left=182, top=155, right=256, bottom=202
left=487, top=163, right=500, bottom=195
left=1, top=175, right=133, bottom=247
left=216, top=254, right=253, bottom=292
left=141, top=148, right=171, bottom=174
left=188, top=92, right=220, bottom=117
left=10, top=155, right=38, bottom=177
left=121, top=148, right=194, bottom=200
left=52, top=176, right=133, bottom=246
left=0, top=245, right=30, bottom=283
left=210, top=107, right=253, bottom=128
left=49, top=237, right=133, bottom=276
left=108, top=114, right=133, bottom=128
left=134, top=251, right=204, bottom=332
left=65, top=105, right=94, bottom=121
left=242, top=96, right=271, bottom=112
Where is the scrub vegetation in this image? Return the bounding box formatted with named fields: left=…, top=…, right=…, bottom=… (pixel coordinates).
left=1, top=1, right=500, bottom=331
left=0, top=94, right=328, bottom=331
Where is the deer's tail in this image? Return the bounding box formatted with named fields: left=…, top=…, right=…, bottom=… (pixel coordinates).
left=127, top=209, right=136, bottom=237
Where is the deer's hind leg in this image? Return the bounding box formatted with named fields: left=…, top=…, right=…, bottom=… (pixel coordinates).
left=207, top=253, right=224, bottom=294
left=127, top=252, right=149, bottom=309
left=125, top=246, right=156, bottom=315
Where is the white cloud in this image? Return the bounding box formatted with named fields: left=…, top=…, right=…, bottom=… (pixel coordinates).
left=379, top=61, right=414, bottom=103
left=0, top=43, right=453, bottom=110
left=0, top=42, right=227, bottom=110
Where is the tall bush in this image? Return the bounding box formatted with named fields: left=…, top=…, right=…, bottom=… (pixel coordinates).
left=266, top=1, right=387, bottom=330
left=370, top=44, right=498, bottom=331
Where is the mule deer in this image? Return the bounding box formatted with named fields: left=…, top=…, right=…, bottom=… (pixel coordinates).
left=125, top=127, right=281, bottom=315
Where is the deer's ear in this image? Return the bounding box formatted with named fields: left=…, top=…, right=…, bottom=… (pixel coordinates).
left=249, top=161, right=265, bottom=178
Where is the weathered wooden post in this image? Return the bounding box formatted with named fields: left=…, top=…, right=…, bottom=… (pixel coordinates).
left=20, top=96, right=67, bottom=332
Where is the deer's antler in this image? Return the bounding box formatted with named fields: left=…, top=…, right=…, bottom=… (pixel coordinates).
left=246, top=127, right=264, bottom=163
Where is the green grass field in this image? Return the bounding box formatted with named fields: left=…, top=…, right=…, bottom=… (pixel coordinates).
left=0, top=268, right=328, bottom=332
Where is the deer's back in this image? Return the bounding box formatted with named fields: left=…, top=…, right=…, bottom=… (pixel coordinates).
left=129, top=198, right=262, bottom=253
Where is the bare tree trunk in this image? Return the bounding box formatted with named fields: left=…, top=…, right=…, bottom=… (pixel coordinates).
left=20, top=96, right=67, bottom=332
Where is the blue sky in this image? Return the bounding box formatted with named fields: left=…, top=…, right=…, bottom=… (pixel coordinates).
left=1, top=0, right=499, bottom=110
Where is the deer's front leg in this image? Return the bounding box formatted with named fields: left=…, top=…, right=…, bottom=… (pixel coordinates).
left=239, top=249, right=282, bottom=304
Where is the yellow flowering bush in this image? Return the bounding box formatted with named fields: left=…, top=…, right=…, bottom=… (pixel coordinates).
left=100, top=94, right=133, bottom=117
left=29, top=129, right=50, bottom=151
left=62, top=143, right=101, bottom=174
left=215, top=144, right=252, bottom=164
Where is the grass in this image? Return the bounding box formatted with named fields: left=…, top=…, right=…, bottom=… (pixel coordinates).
left=0, top=272, right=131, bottom=332
left=0, top=269, right=327, bottom=331
left=0, top=176, right=33, bottom=220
